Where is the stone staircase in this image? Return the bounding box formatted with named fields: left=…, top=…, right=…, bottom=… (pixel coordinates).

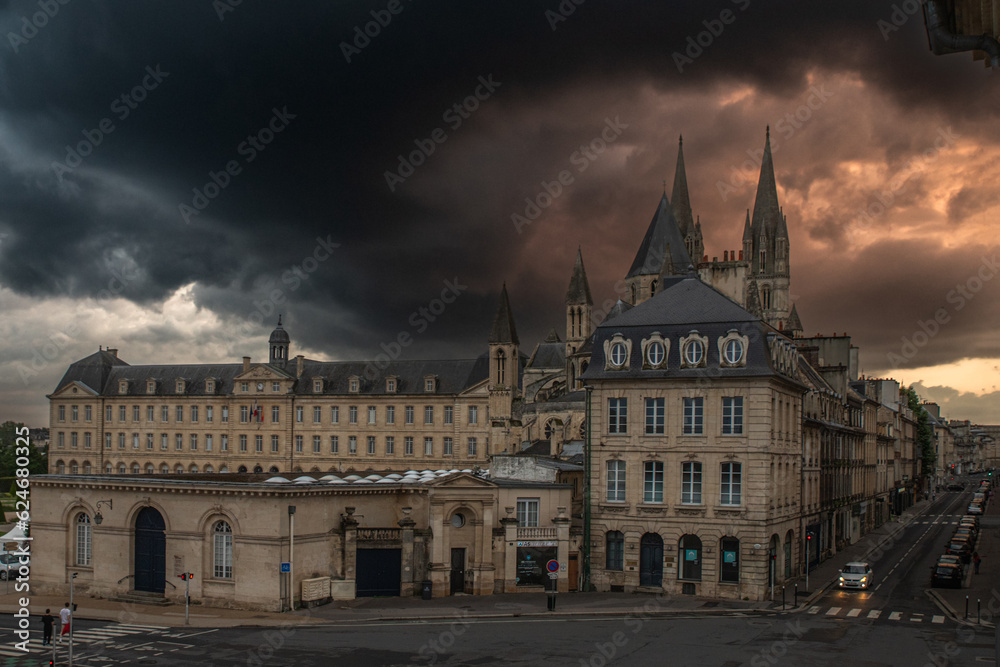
left=109, top=590, right=173, bottom=606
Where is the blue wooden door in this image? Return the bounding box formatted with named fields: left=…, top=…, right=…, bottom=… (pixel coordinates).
left=134, top=508, right=166, bottom=593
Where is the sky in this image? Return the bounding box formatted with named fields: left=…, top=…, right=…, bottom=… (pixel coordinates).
left=1, top=0, right=999, bottom=427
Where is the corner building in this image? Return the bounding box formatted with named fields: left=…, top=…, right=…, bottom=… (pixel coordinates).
left=582, top=272, right=805, bottom=600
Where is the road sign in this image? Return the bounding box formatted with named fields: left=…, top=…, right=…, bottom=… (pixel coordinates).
left=280, top=562, right=291, bottom=573
left=548, top=572, right=558, bottom=580
left=546, top=559, right=559, bottom=573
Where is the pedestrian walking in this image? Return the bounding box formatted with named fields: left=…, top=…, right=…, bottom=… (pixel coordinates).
left=58, top=603, right=70, bottom=643
left=974, top=552, right=982, bottom=574
left=40, top=609, right=53, bottom=645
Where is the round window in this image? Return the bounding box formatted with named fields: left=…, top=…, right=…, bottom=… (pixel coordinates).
left=610, top=342, right=628, bottom=367
left=684, top=340, right=704, bottom=365
left=451, top=513, right=466, bottom=528
left=724, top=339, right=744, bottom=364
left=646, top=340, right=665, bottom=366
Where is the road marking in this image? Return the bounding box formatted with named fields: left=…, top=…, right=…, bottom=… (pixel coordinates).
left=808, top=606, right=820, bottom=614
left=911, top=617, right=923, bottom=623
left=847, top=608, right=861, bottom=617
left=867, top=610, right=881, bottom=619
left=889, top=611, right=902, bottom=621
left=826, top=607, right=841, bottom=616
left=932, top=615, right=945, bottom=623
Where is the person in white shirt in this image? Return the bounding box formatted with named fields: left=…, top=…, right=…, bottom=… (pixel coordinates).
left=58, top=604, right=71, bottom=643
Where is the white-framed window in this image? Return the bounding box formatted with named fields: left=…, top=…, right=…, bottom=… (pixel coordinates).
left=191, top=406, right=199, bottom=422
left=296, top=406, right=304, bottom=423
left=425, top=378, right=435, bottom=392
left=71, top=432, right=78, bottom=448
left=271, top=405, right=279, bottom=423
left=314, top=379, right=323, bottom=393
left=132, top=463, right=140, bottom=474
left=608, top=398, right=627, bottom=434
left=721, top=462, right=742, bottom=505
left=385, top=436, right=394, bottom=454
left=206, top=434, right=213, bottom=452
left=255, top=435, right=263, bottom=453
left=684, top=340, right=704, bottom=365
left=85, top=405, right=92, bottom=422
left=405, top=437, right=414, bottom=455
left=132, top=433, right=139, bottom=449
left=57, top=432, right=65, bottom=448
left=386, top=378, right=396, bottom=393
left=643, top=337, right=667, bottom=368
left=386, top=406, right=395, bottom=424
left=240, top=406, right=249, bottom=423
left=146, top=406, right=154, bottom=421
left=240, top=382, right=249, bottom=392
left=221, top=434, right=228, bottom=451
left=206, top=405, right=214, bottom=422
left=405, top=406, right=414, bottom=424
left=206, top=380, right=215, bottom=393
left=272, top=381, right=281, bottom=392
left=643, top=461, right=663, bottom=503
left=315, top=436, right=323, bottom=453
left=176, top=380, right=185, bottom=394
left=161, top=406, right=169, bottom=422
left=146, top=433, right=153, bottom=450
left=69, top=405, right=77, bottom=422
left=119, top=406, right=126, bottom=422
left=723, top=339, right=744, bottom=365
left=349, top=406, right=358, bottom=424
left=314, top=406, right=322, bottom=423
left=424, top=406, right=434, bottom=424
left=369, top=406, right=377, bottom=424
left=107, top=406, right=113, bottom=422
left=105, top=433, right=112, bottom=449
left=59, top=405, right=66, bottom=422
left=443, top=437, right=453, bottom=455
left=424, top=437, right=433, bottom=456
left=722, top=397, right=744, bottom=435
left=239, top=435, right=248, bottom=452
left=645, top=398, right=664, bottom=435
left=76, top=513, right=92, bottom=566
left=191, top=434, right=199, bottom=451
left=468, top=406, right=478, bottom=425
left=330, top=406, right=339, bottom=423
left=444, top=406, right=454, bottom=424
left=330, top=435, right=339, bottom=453
left=272, top=435, right=280, bottom=452
left=349, top=377, right=359, bottom=392
left=682, top=461, right=702, bottom=504
left=683, top=397, right=704, bottom=435
left=132, top=405, right=140, bottom=422
left=119, top=433, right=126, bottom=449
left=467, top=437, right=477, bottom=456
left=349, top=436, right=357, bottom=454
left=84, top=432, right=91, bottom=449
left=213, top=521, right=233, bottom=579
left=368, top=436, right=376, bottom=455
left=516, top=498, right=540, bottom=527
left=221, top=406, right=229, bottom=423
left=295, top=435, right=303, bottom=453
left=609, top=342, right=628, bottom=367
left=607, top=460, right=626, bottom=502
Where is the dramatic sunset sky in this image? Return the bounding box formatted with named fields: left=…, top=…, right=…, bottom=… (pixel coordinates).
left=1, top=1, right=998, bottom=426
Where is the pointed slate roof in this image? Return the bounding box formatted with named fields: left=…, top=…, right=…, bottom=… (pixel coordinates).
left=544, top=328, right=561, bottom=343
left=786, top=303, right=803, bottom=332
left=671, top=135, right=695, bottom=238
left=489, top=283, right=519, bottom=345
left=626, top=193, right=693, bottom=278
left=742, top=209, right=752, bottom=243
left=51, top=349, right=130, bottom=395
left=601, top=299, right=633, bottom=324
left=750, top=127, right=781, bottom=238
left=566, top=248, right=593, bottom=305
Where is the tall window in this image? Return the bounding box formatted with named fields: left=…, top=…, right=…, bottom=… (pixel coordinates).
left=444, top=406, right=454, bottom=424
left=405, top=406, right=414, bottom=424
left=516, top=498, right=539, bottom=527
left=443, top=437, right=453, bottom=455
left=607, top=460, right=626, bottom=501
left=681, top=462, right=702, bottom=504
left=240, top=406, right=249, bottom=423
left=720, top=537, right=740, bottom=583
left=221, top=406, right=229, bottom=423
left=608, top=398, right=628, bottom=434
left=405, top=437, right=414, bottom=455
left=191, top=406, right=199, bottom=422
left=606, top=531, right=624, bottom=570
left=296, top=406, right=304, bottom=423
left=76, top=513, right=92, bottom=566
left=213, top=521, right=233, bottom=579
left=721, top=462, right=742, bottom=505
left=386, top=406, right=395, bottom=424
left=645, top=398, right=664, bottom=435
left=330, top=406, right=339, bottom=424
left=314, top=406, right=322, bottom=423
left=239, top=435, right=248, bottom=452
left=85, top=405, right=92, bottom=421
left=349, top=436, right=357, bottom=454
left=643, top=461, right=663, bottom=503
left=146, top=406, right=154, bottom=422
left=349, top=406, right=358, bottom=424
left=467, top=437, right=477, bottom=456
left=330, top=435, right=339, bottom=453
left=368, top=436, right=376, bottom=455
left=314, top=436, right=322, bottom=453
left=722, top=397, right=744, bottom=435
left=683, top=397, right=703, bottom=435
left=206, top=434, right=213, bottom=452
left=369, top=406, right=377, bottom=424
left=384, top=436, right=393, bottom=454
left=58, top=405, right=66, bottom=422
left=496, top=349, right=506, bottom=384
left=468, top=406, right=478, bottom=425
left=255, top=435, right=263, bottom=453
left=424, top=437, right=433, bottom=456
left=295, top=435, right=303, bottom=453
left=272, top=406, right=280, bottom=423
left=424, top=406, right=434, bottom=424
left=175, top=406, right=183, bottom=422
left=206, top=406, right=213, bottom=422
left=221, top=434, right=228, bottom=451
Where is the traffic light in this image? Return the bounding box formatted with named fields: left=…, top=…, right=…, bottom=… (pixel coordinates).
left=806, top=533, right=813, bottom=542
left=178, top=572, right=194, bottom=580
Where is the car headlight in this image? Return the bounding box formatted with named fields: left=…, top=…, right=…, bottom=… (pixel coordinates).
left=860, top=576, right=867, bottom=582
left=839, top=576, right=844, bottom=581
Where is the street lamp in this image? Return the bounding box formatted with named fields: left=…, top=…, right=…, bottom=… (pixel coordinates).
left=583, top=385, right=593, bottom=592
left=93, top=499, right=113, bottom=525
left=69, top=572, right=78, bottom=667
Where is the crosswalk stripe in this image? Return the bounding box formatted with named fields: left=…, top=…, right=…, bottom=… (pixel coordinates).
left=847, top=608, right=861, bottom=617
left=932, top=615, right=945, bottom=624
left=867, top=610, right=881, bottom=619
left=0, top=646, right=39, bottom=656
left=114, top=623, right=170, bottom=630
left=808, top=606, right=820, bottom=614
left=911, top=617, right=923, bottom=623
left=889, top=611, right=902, bottom=621
left=826, top=607, right=841, bottom=616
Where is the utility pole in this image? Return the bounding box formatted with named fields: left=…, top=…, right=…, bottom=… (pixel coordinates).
left=69, top=572, right=77, bottom=667
left=288, top=505, right=296, bottom=611
left=583, top=386, right=593, bottom=592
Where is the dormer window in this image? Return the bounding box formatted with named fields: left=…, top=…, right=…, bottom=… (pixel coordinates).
left=205, top=379, right=215, bottom=393
left=119, top=381, right=128, bottom=394
left=313, top=378, right=323, bottom=393
left=603, top=335, right=631, bottom=371
left=349, top=376, right=359, bottom=393
left=424, top=376, right=437, bottom=393
left=175, top=380, right=185, bottom=394
left=386, top=377, right=397, bottom=393
left=679, top=332, right=708, bottom=369
left=146, top=381, right=156, bottom=394
left=641, top=333, right=668, bottom=370
left=718, top=331, right=749, bottom=368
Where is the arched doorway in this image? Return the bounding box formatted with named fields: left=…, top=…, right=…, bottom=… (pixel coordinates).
left=639, top=533, right=663, bottom=586
left=134, top=507, right=166, bottom=593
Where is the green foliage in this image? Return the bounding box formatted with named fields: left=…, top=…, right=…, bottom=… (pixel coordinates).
left=903, top=387, right=936, bottom=476
left=0, top=421, right=47, bottom=479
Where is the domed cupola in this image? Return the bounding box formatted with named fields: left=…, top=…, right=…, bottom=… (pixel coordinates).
left=268, top=315, right=290, bottom=367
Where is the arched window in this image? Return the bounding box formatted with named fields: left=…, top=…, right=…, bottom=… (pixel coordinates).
left=105, top=463, right=112, bottom=474
left=219, top=466, right=229, bottom=473
left=253, top=465, right=263, bottom=473
left=175, top=464, right=184, bottom=474
left=237, top=465, right=248, bottom=473
left=160, top=464, right=169, bottom=474
left=605, top=530, right=624, bottom=570
left=70, top=461, right=79, bottom=474
left=131, top=463, right=140, bottom=474
left=145, top=464, right=154, bottom=474
left=760, top=250, right=766, bottom=273
left=269, top=466, right=279, bottom=473
left=117, top=463, right=126, bottom=474
left=496, top=349, right=506, bottom=385
left=761, top=286, right=771, bottom=310
left=190, top=464, right=199, bottom=473
left=213, top=521, right=233, bottom=579
left=544, top=421, right=555, bottom=439
left=83, top=462, right=91, bottom=474
left=76, top=513, right=92, bottom=566
left=630, top=284, right=636, bottom=303
left=650, top=280, right=657, bottom=297
left=204, top=465, right=214, bottom=473
left=57, top=460, right=66, bottom=474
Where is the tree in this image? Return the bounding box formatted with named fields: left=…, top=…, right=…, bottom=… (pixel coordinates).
left=0, top=421, right=47, bottom=480
left=903, top=387, right=936, bottom=479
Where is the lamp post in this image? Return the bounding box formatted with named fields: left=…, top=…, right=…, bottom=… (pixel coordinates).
left=69, top=571, right=77, bottom=667
left=583, top=385, right=593, bottom=592
left=288, top=505, right=295, bottom=612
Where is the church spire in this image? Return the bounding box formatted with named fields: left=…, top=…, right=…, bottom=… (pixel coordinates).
left=671, top=135, right=695, bottom=238
left=488, top=283, right=519, bottom=345
left=566, top=248, right=593, bottom=305
left=750, top=126, right=781, bottom=237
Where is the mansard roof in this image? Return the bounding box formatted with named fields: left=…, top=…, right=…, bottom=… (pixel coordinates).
left=626, top=193, right=693, bottom=278
left=51, top=349, right=130, bottom=395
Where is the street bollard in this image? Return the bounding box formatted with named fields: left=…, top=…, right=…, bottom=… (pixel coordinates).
left=979, top=598, right=981, bottom=624
left=966, top=595, right=969, bottom=619
left=782, top=585, right=785, bottom=611
left=794, top=583, right=798, bottom=605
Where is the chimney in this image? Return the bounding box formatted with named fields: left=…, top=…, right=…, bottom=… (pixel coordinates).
left=242, top=356, right=251, bottom=372
left=296, top=354, right=304, bottom=378
left=107, top=348, right=118, bottom=358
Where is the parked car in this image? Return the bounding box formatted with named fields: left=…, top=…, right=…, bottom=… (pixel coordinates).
left=947, top=483, right=965, bottom=491
left=932, top=563, right=964, bottom=588
left=938, top=554, right=963, bottom=567
left=968, top=503, right=983, bottom=515
left=0, top=553, right=29, bottom=580
left=947, top=540, right=974, bottom=556
left=838, top=561, right=874, bottom=590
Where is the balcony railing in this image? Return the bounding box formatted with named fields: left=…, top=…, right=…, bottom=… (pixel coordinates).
left=517, top=527, right=557, bottom=540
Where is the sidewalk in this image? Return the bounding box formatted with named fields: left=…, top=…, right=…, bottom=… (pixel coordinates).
left=929, top=479, right=1000, bottom=626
